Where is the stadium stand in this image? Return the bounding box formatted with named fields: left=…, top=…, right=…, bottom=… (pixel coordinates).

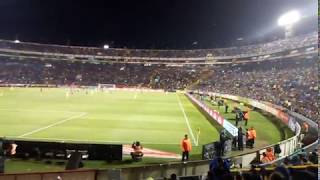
left=0, top=31, right=318, bottom=179
left=195, top=57, right=319, bottom=123
left=0, top=32, right=316, bottom=58
left=0, top=56, right=317, bottom=124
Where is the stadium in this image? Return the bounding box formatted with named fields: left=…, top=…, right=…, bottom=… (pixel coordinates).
left=0, top=1, right=318, bottom=180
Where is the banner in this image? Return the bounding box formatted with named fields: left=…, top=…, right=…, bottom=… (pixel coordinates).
left=210, top=92, right=295, bottom=127
left=186, top=93, right=238, bottom=136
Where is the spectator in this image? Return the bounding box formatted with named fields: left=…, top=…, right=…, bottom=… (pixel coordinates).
left=265, top=147, right=276, bottom=162
left=274, top=144, right=282, bottom=158
left=308, top=149, right=318, bottom=164
left=209, top=157, right=230, bottom=180
left=170, top=173, right=177, bottom=180
left=261, top=153, right=270, bottom=164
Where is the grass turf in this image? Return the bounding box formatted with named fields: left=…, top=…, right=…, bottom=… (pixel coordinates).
left=0, top=87, right=286, bottom=172
left=0, top=88, right=218, bottom=155
left=201, top=96, right=288, bottom=148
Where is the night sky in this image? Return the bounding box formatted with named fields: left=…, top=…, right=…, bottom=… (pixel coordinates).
left=0, top=0, right=317, bottom=49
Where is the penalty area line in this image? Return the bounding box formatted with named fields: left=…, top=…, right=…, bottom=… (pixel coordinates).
left=18, top=112, right=88, bottom=138
left=176, top=94, right=197, bottom=146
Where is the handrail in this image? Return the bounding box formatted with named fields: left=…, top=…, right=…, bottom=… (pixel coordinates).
left=187, top=92, right=301, bottom=162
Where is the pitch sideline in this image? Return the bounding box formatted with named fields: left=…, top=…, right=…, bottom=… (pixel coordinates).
left=176, top=94, right=197, bottom=146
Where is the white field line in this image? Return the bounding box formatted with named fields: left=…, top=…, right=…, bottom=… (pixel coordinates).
left=176, top=94, right=197, bottom=146
left=5, top=136, right=181, bottom=145
left=18, top=112, right=88, bottom=138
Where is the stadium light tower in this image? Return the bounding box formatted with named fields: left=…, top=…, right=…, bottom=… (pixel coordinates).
left=277, top=10, right=301, bottom=38
left=103, top=44, right=109, bottom=49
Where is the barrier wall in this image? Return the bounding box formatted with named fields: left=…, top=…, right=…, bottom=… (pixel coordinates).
left=209, top=92, right=297, bottom=132
left=186, top=92, right=301, bottom=167
left=0, top=169, right=96, bottom=180
left=204, top=93, right=316, bottom=167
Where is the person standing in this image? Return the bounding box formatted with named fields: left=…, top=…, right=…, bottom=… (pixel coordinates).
left=219, top=130, right=227, bottom=156
left=237, top=127, right=244, bottom=151
left=225, top=103, right=229, bottom=113
left=181, top=134, right=192, bottom=161
left=244, top=111, right=249, bottom=126
left=235, top=111, right=240, bottom=126
left=248, top=127, right=256, bottom=149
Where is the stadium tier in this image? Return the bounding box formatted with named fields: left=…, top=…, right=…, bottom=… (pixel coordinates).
left=0, top=56, right=317, bottom=123
left=0, top=33, right=318, bottom=180
left=0, top=32, right=317, bottom=64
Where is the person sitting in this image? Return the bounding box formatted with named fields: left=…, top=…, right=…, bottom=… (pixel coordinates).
left=131, top=141, right=143, bottom=161
left=209, top=157, right=230, bottom=180
left=265, top=147, right=276, bottom=161
left=308, top=149, right=318, bottom=164
left=261, top=152, right=268, bottom=163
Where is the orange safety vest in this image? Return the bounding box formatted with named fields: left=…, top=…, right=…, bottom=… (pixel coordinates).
left=247, top=130, right=253, bottom=140
left=251, top=129, right=256, bottom=139
left=244, top=112, right=249, bottom=120
left=261, top=156, right=270, bottom=163
left=265, top=151, right=275, bottom=161
left=181, top=138, right=192, bottom=152
left=247, top=129, right=256, bottom=140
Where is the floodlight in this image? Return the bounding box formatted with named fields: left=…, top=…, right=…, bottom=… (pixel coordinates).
left=237, top=37, right=244, bottom=41
left=14, top=39, right=20, bottom=43
left=277, top=10, right=301, bottom=27
left=103, top=44, right=109, bottom=49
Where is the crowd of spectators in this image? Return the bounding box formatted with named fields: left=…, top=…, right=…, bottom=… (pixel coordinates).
left=0, top=58, right=202, bottom=90
left=281, top=148, right=318, bottom=166
left=0, top=32, right=316, bottom=59
left=197, top=57, right=318, bottom=123
left=203, top=150, right=318, bottom=180
left=0, top=55, right=318, bottom=124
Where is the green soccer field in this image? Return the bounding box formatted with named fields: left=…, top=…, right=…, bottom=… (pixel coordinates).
left=0, top=87, right=290, bottom=172
left=0, top=87, right=220, bottom=156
